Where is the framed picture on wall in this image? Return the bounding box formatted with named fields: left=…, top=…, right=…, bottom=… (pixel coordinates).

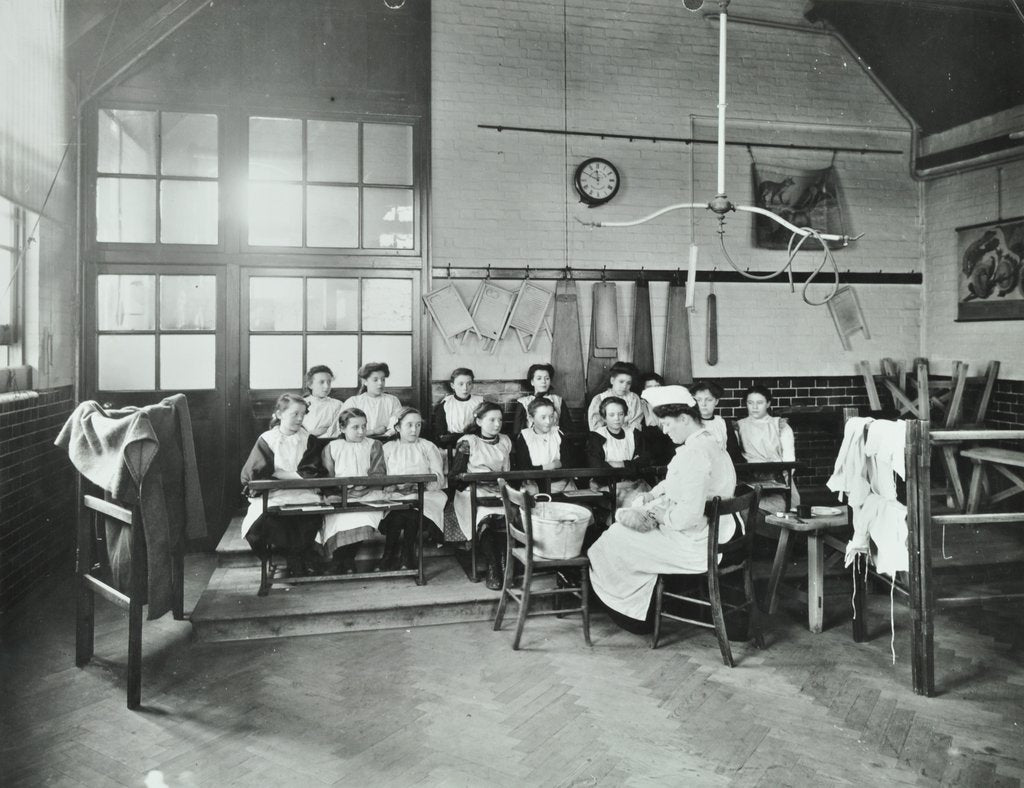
left=956, top=216, right=1024, bottom=321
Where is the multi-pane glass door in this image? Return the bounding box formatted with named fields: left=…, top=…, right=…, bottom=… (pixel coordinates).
left=85, top=265, right=227, bottom=534
left=240, top=268, right=419, bottom=455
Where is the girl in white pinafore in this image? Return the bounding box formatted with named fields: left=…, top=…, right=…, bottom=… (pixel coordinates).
left=586, top=395, right=651, bottom=510
left=512, top=398, right=578, bottom=495
left=451, top=401, right=512, bottom=539
left=302, top=364, right=344, bottom=439
left=341, top=361, right=403, bottom=439
left=735, top=384, right=799, bottom=511
left=450, top=401, right=513, bottom=588
left=384, top=412, right=447, bottom=531
left=318, top=408, right=388, bottom=572
left=240, top=393, right=324, bottom=575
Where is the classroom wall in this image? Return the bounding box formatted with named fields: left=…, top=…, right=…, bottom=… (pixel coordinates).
left=430, top=0, right=923, bottom=384
left=922, top=158, right=1024, bottom=382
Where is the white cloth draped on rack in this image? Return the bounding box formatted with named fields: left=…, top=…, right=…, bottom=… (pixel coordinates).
left=826, top=417, right=908, bottom=576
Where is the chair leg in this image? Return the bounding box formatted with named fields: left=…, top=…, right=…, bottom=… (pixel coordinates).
left=580, top=567, right=592, bottom=647
left=743, top=564, right=765, bottom=650
left=127, top=598, right=143, bottom=710
left=708, top=573, right=734, bottom=668
left=493, top=554, right=514, bottom=632
left=512, top=563, right=532, bottom=651
left=75, top=575, right=94, bottom=667
left=650, top=577, right=664, bottom=649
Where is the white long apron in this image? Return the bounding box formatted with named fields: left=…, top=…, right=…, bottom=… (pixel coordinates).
left=519, top=428, right=575, bottom=494
left=591, top=426, right=650, bottom=507
left=240, top=428, right=322, bottom=538
left=452, top=434, right=511, bottom=540
left=589, top=429, right=737, bottom=621
left=318, top=439, right=385, bottom=552
left=382, top=438, right=447, bottom=530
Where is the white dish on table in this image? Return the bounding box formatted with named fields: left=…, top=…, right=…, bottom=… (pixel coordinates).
left=810, top=506, right=842, bottom=516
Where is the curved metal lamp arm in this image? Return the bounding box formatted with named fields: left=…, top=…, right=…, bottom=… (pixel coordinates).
left=736, top=205, right=862, bottom=245
left=576, top=202, right=706, bottom=228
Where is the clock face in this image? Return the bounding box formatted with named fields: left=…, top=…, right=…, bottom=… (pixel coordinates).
left=574, top=158, right=620, bottom=206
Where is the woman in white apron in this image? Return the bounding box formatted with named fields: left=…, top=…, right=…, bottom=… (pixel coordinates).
left=380, top=407, right=447, bottom=571
left=240, top=393, right=324, bottom=577
left=451, top=401, right=512, bottom=589
left=589, top=386, right=738, bottom=633
left=734, top=384, right=798, bottom=512
left=318, top=408, right=388, bottom=573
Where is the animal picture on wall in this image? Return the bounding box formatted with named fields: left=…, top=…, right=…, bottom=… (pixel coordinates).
left=956, top=216, right=1024, bottom=321
left=751, top=164, right=846, bottom=251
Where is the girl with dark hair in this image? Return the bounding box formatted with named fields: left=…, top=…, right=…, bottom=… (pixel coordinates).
left=318, top=408, right=388, bottom=573
left=587, top=395, right=651, bottom=512
left=432, top=367, right=483, bottom=446
left=450, top=401, right=512, bottom=589
left=735, top=384, right=798, bottom=511
left=691, top=380, right=742, bottom=462
left=380, top=407, right=447, bottom=570
left=513, top=397, right=582, bottom=494
left=587, top=361, right=646, bottom=432
left=302, top=364, right=344, bottom=439
left=512, top=363, right=574, bottom=437
left=240, top=393, right=323, bottom=577
left=588, top=385, right=738, bottom=634
left=341, top=361, right=403, bottom=439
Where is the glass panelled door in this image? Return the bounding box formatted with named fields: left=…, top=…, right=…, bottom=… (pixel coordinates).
left=239, top=268, right=419, bottom=463
left=85, top=265, right=228, bottom=536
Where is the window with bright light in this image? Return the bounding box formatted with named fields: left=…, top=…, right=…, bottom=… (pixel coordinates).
left=96, top=274, right=217, bottom=391
left=0, top=196, right=37, bottom=369
left=247, top=117, right=414, bottom=250
left=248, top=275, right=413, bottom=390
left=96, top=109, right=219, bottom=245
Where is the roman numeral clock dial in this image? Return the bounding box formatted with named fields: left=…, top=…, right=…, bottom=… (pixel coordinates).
left=573, top=157, right=620, bottom=207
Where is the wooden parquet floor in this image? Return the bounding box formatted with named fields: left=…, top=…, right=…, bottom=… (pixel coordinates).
left=2, top=555, right=1023, bottom=788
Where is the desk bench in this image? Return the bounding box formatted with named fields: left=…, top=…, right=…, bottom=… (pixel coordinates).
left=248, top=473, right=435, bottom=595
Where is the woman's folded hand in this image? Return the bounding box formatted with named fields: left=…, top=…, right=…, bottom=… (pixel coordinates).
left=616, top=507, right=658, bottom=533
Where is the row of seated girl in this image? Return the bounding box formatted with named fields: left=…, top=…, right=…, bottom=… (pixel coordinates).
left=241, top=357, right=797, bottom=583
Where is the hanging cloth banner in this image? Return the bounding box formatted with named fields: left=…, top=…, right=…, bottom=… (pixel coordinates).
left=751, top=163, right=846, bottom=250
left=551, top=278, right=586, bottom=408
left=587, top=282, right=619, bottom=397
left=632, top=279, right=654, bottom=374
left=663, top=280, right=693, bottom=384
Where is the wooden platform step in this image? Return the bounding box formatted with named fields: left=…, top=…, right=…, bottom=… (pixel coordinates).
left=216, top=515, right=454, bottom=568
left=190, top=555, right=560, bottom=643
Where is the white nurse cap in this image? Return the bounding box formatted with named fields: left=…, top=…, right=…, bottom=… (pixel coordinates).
left=641, top=384, right=696, bottom=409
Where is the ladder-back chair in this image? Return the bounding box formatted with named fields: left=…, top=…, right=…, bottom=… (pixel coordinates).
left=651, top=488, right=764, bottom=667
left=494, top=479, right=592, bottom=650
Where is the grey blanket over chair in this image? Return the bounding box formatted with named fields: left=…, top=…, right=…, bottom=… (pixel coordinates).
left=55, top=395, right=206, bottom=620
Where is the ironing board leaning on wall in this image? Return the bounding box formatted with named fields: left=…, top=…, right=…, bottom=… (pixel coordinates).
left=55, top=394, right=206, bottom=708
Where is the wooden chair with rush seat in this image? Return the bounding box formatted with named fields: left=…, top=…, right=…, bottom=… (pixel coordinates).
left=650, top=487, right=764, bottom=667
left=494, top=479, right=592, bottom=650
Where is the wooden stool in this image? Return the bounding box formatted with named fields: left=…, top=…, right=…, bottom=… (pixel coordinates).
left=963, top=447, right=1024, bottom=513
left=763, top=508, right=861, bottom=635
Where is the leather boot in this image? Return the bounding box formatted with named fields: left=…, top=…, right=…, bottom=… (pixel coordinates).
left=481, top=529, right=504, bottom=591
left=331, top=544, right=359, bottom=574
left=376, top=526, right=402, bottom=572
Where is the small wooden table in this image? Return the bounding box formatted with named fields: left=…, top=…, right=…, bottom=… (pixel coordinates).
left=962, top=447, right=1024, bottom=513
left=763, top=509, right=856, bottom=634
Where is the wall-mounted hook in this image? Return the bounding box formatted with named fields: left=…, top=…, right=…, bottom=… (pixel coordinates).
left=600, top=266, right=607, bottom=282
left=524, top=265, right=531, bottom=280
left=485, top=264, right=492, bottom=280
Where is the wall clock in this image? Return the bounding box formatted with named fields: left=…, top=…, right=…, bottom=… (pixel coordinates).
left=573, top=157, right=620, bottom=207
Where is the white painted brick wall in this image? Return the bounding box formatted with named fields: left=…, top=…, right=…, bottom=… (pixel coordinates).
left=924, top=160, right=1024, bottom=380
left=431, top=0, right=923, bottom=381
